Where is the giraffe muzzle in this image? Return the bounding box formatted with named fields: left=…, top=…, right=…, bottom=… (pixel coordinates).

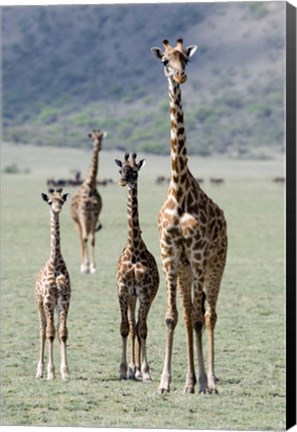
left=119, top=179, right=127, bottom=187
left=174, top=73, right=187, bottom=84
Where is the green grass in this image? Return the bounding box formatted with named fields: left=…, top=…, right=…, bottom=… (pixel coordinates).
left=1, top=144, right=285, bottom=429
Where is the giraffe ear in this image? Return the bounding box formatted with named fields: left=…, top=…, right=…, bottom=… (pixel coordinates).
left=186, top=45, right=198, bottom=58
left=137, top=159, right=146, bottom=170
left=151, top=47, right=163, bottom=60
left=62, top=193, right=69, bottom=202
left=41, top=193, right=48, bottom=202
left=115, top=159, right=122, bottom=167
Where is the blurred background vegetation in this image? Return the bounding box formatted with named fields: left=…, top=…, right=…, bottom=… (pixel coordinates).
left=2, top=2, right=285, bottom=159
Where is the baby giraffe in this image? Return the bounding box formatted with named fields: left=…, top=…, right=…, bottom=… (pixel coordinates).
left=35, top=188, right=71, bottom=380
left=115, top=153, right=159, bottom=381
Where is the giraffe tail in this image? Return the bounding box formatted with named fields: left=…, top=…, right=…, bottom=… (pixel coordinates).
left=95, top=222, right=102, bottom=232
left=202, top=290, right=206, bottom=316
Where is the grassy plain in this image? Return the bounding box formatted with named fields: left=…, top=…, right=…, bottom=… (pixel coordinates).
left=1, top=143, right=285, bottom=429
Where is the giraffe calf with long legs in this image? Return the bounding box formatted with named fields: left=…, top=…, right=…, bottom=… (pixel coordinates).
left=115, top=153, right=159, bottom=381
left=35, top=188, right=71, bottom=380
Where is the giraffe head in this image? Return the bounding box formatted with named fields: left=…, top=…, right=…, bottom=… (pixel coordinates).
left=151, top=38, right=197, bottom=84
left=41, top=188, right=69, bottom=214
left=88, top=129, right=107, bottom=152
left=115, top=152, right=145, bottom=188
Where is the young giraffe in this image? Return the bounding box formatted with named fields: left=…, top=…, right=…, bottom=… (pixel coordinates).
left=115, top=153, right=159, bottom=381
left=151, top=39, right=228, bottom=394
left=35, top=188, right=71, bottom=380
left=71, top=129, right=106, bottom=273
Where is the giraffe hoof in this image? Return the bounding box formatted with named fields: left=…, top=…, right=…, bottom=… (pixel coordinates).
left=47, top=373, right=55, bottom=380
left=159, top=381, right=170, bottom=393
left=80, top=264, right=90, bottom=273
left=184, top=386, right=195, bottom=394
left=128, top=367, right=136, bottom=380
left=198, top=386, right=208, bottom=394
left=142, top=373, right=151, bottom=382
left=135, top=369, right=142, bottom=380
left=208, top=388, right=218, bottom=395
left=90, top=267, right=96, bottom=274
left=61, top=366, right=70, bottom=380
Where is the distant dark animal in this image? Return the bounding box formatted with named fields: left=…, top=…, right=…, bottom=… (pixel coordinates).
left=97, top=178, right=115, bottom=186
left=195, top=178, right=204, bottom=184
left=210, top=178, right=225, bottom=185
left=155, top=176, right=170, bottom=185
left=47, top=178, right=66, bottom=188
left=272, top=177, right=285, bottom=183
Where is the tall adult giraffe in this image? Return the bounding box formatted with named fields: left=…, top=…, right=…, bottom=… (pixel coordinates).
left=151, top=39, right=228, bottom=394
left=71, top=129, right=106, bottom=273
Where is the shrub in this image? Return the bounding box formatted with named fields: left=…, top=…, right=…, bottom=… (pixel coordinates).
left=2, top=163, right=21, bottom=174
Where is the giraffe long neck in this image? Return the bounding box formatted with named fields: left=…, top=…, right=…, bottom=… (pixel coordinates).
left=168, top=79, right=188, bottom=184
left=85, top=147, right=99, bottom=187
left=127, top=184, right=142, bottom=248
left=49, top=212, right=62, bottom=263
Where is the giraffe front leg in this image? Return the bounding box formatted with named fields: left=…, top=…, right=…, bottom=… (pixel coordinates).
left=128, top=298, right=137, bottom=379
left=137, top=305, right=151, bottom=382
left=73, top=220, right=89, bottom=273
left=178, top=267, right=196, bottom=393
left=36, top=306, right=46, bottom=378
left=89, top=232, right=96, bottom=274
left=44, top=302, right=56, bottom=380
left=192, top=276, right=208, bottom=394
left=80, top=224, right=91, bottom=273
left=81, top=238, right=90, bottom=273
left=203, top=255, right=225, bottom=394
left=205, top=307, right=217, bottom=394
left=119, top=294, right=129, bottom=380
left=58, top=302, right=70, bottom=380
left=159, top=263, right=179, bottom=393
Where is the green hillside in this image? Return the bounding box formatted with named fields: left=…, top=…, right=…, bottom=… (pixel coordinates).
left=2, top=2, right=285, bottom=158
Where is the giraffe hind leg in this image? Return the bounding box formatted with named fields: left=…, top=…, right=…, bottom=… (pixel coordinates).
left=36, top=305, right=46, bottom=378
